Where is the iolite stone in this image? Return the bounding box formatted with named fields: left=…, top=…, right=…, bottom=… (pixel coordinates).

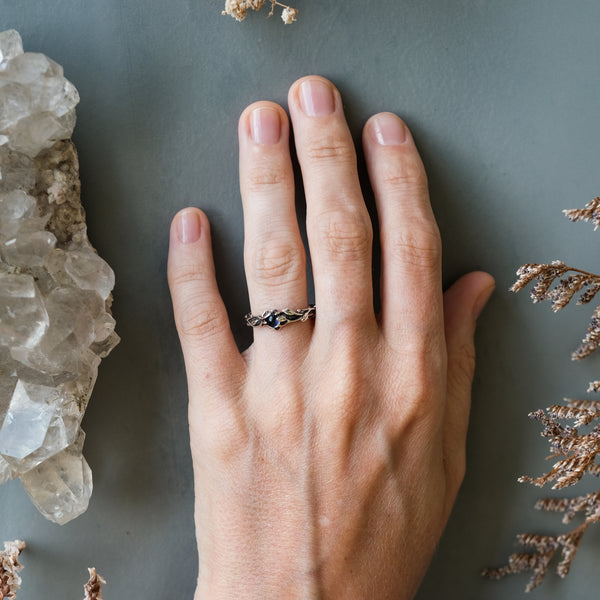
left=0, top=30, right=119, bottom=524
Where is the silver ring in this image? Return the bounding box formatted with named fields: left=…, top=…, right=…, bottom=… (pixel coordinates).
left=245, top=305, right=316, bottom=330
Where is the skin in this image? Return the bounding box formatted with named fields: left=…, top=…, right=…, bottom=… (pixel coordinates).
left=167, top=75, right=495, bottom=599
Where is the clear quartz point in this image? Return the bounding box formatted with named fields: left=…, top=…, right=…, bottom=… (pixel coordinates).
left=0, top=455, right=11, bottom=485
left=0, top=30, right=118, bottom=524
left=20, top=430, right=92, bottom=525
left=0, top=380, right=56, bottom=460
left=0, top=272, right=49, bottom=348
left=0, top=30, right=24, bottom=64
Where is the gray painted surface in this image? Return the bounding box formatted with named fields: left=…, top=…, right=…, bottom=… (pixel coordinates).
left=1, top=1, right=600, bottom=597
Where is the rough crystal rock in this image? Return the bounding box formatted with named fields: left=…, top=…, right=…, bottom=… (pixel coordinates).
left=0, top=30, right=119, bottom=524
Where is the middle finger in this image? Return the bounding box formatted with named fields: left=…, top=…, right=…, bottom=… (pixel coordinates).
left=288, top=76, right=376, bottom=332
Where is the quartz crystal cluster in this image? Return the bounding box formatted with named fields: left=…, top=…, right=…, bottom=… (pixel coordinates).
left=0, top=30, right=119, bottom=524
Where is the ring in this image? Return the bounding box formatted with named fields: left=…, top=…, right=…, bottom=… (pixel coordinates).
left=245, top=305, right=316, bottom=330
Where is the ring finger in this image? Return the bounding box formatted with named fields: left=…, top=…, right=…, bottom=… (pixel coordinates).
left=239, top=101, right=309, bottom=346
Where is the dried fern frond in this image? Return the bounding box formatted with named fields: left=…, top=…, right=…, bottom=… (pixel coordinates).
left=83, top=568, right=106, bottom=600
left=564, top=197, right=600, bottom=230
left=1, top=541, right=25, bottom=600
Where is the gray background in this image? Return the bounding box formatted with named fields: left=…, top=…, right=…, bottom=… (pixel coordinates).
left=1, top=1, right=600, bottom=598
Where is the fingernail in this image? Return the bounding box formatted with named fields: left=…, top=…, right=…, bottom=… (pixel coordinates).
left=250, top=107, right=281, bottom=145
left=176, top=210, right=201, bottom=244
left=299, top=79, right=335, bottom=116
left=372, top=113, right=407, bottom=146
left=473, top=284, right=495, bottom=320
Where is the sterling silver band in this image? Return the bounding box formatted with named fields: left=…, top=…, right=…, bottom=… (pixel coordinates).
left=245, top=305, right=316, bottom=330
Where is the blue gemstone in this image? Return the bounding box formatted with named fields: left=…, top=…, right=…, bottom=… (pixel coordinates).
left=266, top=314, right=280, bottom=329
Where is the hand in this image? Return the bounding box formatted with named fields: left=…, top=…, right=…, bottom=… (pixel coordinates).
left=168, top=75, right=495, bottom=599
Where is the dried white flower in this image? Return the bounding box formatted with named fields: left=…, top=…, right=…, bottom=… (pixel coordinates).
left=222, top=0, right=265, bottom=21
left=222, top=0, right=298, bottom=23
left=281, top=6, right=298, bottom=24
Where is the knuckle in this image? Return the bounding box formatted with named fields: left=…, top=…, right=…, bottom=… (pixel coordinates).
left=191, top=409, right=249, bottom=465
left=398, top=328, right=438, bottom=361
left=246, top=167, right=290, bottom=194
left=317, top=210, right=373, bottom=262
left=316, top=349, right=367, bottom=423
left=249, top=238, right=304, bottom=286
left=177, top=299, right=229, bottom=341
left=381, top=166, right=429, bottom=196
left=168, top=261, right=206, bottom=289
left=399, top=368, right=433, bottom=411
left=387, top=334, right=445, bottom=407
left=306, top=135, right=356, bottom=164
left=322, top=377, right=361, bottom=424
left=386, top=228, right=441, bottom=270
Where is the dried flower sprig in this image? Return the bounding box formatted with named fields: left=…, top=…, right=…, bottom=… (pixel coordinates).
left=519, top=405, right=600, bottom=490
left=222, top=0, right=298, bottom=24
left=511, top=262, right=600, bottom=311
left=564, top=197, right=600, bottom=230
left=511, top=261, right=600, bottom=364
left=483, top=400, right=600, bottom=590
left=0, top=541, right=105, bottom=600
left=485, top=198, right=600, bottom=591
left=83, top=568, right=106, bottom=600
left=0, top=541, right=25, bottom=600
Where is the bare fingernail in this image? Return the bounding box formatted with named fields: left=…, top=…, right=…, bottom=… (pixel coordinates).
left=250, top=107, right=281, bottom=145
left=176, top=209, right=201, bottom=244
left=371, top=113, right=407, bottom=146
left=473, top=283, right=495, bottom=320
left=299, top=79, right=335, bottom=116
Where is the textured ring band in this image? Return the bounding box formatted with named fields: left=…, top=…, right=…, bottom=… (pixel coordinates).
left=245, top=305, right=316, bottom=330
